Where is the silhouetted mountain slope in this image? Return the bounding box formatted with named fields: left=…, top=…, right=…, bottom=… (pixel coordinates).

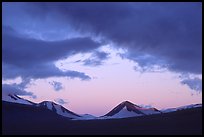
left=2, top=101, right=202, bottom=135
left=2, top=93, right=81, bottom=119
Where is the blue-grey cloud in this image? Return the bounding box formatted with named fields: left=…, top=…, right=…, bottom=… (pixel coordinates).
left=18, top=2, right=201, bottom=75
left=120, top=52, right=168, bottom=73
left=2, top=84, right=36, bottom=98
left=2, top=2, right=75, bottom=41
left=49, top=81, right=63, bottom=91
left=2, top=26, right=100, bottom=80
left=3, top=62, right=91, bottom=80
left=82, top=51, right=110, bottom=66
left=54, top=98, right=68, bottom=105
left=3, top=2, right=201, bottom=75
left=3, top=28, right=100, bottom=66
left=2, top=2, right=202, bottom=94
left=181, top=78, right=202, bottom=93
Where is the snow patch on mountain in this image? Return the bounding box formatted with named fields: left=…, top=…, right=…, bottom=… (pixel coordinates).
left=38, top=101, right=81, bottom=119
left=109, top=106, right=143, bottom=118
left=2, top=93, right=34, bottom=105
left=102, top=101, right=161, bottom=119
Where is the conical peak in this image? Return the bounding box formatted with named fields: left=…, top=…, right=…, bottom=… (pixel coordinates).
left=121, top=101, right=139, bottom=107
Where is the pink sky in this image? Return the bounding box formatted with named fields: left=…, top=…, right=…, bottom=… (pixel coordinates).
left=10, top=46, right=201, bottom=116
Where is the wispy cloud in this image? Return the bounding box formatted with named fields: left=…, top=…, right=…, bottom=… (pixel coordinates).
left=82, top=51, right=110, bottom=66
left=49, top=81, right=63, bottom=91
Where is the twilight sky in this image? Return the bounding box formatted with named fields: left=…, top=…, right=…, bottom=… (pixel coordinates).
left=2, top=2, right=202, bottom=116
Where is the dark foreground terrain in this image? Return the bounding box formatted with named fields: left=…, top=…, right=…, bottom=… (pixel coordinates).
left=2, top=101, right=202, bottom=135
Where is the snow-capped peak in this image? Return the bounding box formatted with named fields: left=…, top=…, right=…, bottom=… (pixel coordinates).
left=2, top=93, right=36, bottom=105
left=38, top=101, right=81, bottom=119
left=103, top=101, right=161, bottom=119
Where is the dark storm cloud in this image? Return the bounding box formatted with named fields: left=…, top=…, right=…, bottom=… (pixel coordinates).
left=2, top=84, right=36, bottom=98
left=22, top=2, right=201, bottom=75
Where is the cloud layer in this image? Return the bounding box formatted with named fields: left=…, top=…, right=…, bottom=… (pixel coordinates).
left=3, top=2, right=202, bottom=75
left=2, top=2, right=202, bottom=94
left=24, top=2, right=201, bottom=75
left=2, top=27, right=100, bottom=80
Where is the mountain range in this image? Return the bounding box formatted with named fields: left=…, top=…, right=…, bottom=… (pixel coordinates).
left=2, top=93, right=202, bottom=120
left=2, top=93, right=202, bottom=135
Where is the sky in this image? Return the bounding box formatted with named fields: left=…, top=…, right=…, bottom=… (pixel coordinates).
left=2, top=2, right=202, bottom=116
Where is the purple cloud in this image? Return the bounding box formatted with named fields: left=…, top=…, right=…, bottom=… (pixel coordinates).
left=181, top=78, right=202, bottom=93
left=49, top=81, right=63, bottom=91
